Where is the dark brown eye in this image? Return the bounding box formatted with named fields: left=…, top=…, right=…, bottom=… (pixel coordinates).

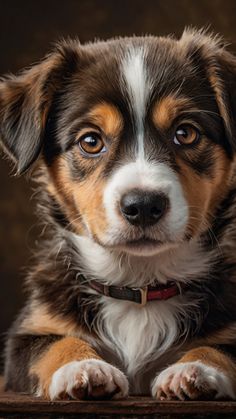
left=174, top=124, right=200, bottom=146
left=78, top=133, right=106, bottom=155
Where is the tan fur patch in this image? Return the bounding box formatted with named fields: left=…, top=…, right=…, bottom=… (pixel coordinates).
left=176, top=144, right=232, bottom=237
left=201, top=324, right=236, bottom=347
left=73, top=173, right=108, bottom=238
left=176, top=160, right=211, bottom=236
left=152, top=96, right=192, bottom=130
left=178, top=346, right=236, bottom=378
left=44, top=102, right=123, bottom=238
left=20, top=304, right=80, bottom=336
left=46, top=158, right=85, bottom=234
left=30, top=336, right=101, bottom=398
left=48, top=157, right=110, bottom=239
left=176, top=346, right=236, bottom=397
left=88, top=102, right=123, bottom=138
left=46, top=149, right=111, bottom=238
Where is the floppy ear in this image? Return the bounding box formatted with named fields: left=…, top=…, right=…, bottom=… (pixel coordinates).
left=216, top=49, right=236, bottom=148
left=180, top=28, right=236, bottom=153
left=0, top=41, right=80, bottom=174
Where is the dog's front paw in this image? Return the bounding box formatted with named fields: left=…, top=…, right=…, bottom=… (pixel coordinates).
left=151, top=361, right=235, bottom=400
left=48, top=359, right=129, bottom=400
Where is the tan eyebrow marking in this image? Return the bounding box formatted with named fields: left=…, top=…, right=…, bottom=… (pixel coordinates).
left=88, top=102, right=123, bottom=137
left=152, top=96, right=192, bottom=130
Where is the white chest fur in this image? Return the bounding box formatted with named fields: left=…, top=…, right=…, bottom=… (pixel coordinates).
left=96, top=295, right=191, bottom=378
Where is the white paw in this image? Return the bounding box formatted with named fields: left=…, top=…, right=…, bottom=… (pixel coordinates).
left=48, top=359, right=129, bottom=400
left=151, top=361, right=235, bottom=400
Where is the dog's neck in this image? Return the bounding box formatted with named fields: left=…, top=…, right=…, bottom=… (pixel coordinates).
left=68, top=233, right=215, bottom=288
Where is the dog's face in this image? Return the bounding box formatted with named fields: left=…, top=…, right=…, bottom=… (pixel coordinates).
left=1, top=30, right=236, bottom=256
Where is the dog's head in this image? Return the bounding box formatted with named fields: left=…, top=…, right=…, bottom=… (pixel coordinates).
left=1, top=29, right=236, bottom=256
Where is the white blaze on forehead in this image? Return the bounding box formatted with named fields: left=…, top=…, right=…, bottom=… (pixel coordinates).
left=122, top=46, right=152, bottom=158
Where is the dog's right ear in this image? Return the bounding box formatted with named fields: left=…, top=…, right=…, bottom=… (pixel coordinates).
left=0, top=40, right=81, bottom=174
left=180, top=28, right=236, bottom=154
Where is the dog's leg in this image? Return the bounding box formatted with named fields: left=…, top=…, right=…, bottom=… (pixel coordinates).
left=5, top=334, right=128, bottom=400
left=151, top=346, right=236, bottom=400
left=31, top=336, right=129, bottom=400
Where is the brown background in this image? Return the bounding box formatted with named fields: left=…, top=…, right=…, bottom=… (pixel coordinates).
left=0, top=0, right=236, bottom=370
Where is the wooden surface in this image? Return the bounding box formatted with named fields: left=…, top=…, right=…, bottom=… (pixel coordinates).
left=1, top=378, right=236, bottom=418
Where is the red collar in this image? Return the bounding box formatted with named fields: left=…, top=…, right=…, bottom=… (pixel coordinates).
left=89, top=279, right=180, bottom=306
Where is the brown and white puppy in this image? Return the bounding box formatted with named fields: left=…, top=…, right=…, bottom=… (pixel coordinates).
left=1, top=28, right=236, bottom=401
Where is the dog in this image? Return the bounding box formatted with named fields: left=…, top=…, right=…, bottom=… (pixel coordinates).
left=1, top=28, right=236, bottom=401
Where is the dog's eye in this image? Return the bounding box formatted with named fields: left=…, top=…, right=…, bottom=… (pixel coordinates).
left=173, top=124, right=200, bottom=146
left=78, top=133, right=106, bottom=155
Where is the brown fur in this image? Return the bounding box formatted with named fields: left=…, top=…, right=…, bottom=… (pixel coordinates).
left=176, top=145, right=231, bottom=237
left=20, top=304, right=81, bottom=336
left=88, top=102, right=123, bottom=138
left=47, top=158, right=85, bottom=234
left=74, top=175, right=108, bottom=238
left=153, top=346, right=236, bottom=400
left=209, top=73, right=230, bottom=133
left=202, top=324, right=236, bottom=347
left=48, top=157, right=110, bottom=237
left=178, top=346, right=236, bottom=394
left=44, top=104, right=124, bottom=237
left=178, top=346, right=236, bottom=371
left=30, top=336, right=101, bottom=398
left=152, top=96, right=192, bottom=130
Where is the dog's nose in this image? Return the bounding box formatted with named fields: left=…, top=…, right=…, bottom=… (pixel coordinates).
left=120, top=190, right=169, bottom=227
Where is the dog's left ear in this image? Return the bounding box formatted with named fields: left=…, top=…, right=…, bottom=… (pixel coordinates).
left=180, top=29, right=236, bottom=153
left=0, top=41, right=81, bottom=174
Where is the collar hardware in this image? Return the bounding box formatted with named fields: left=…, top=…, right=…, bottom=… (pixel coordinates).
left=134, top=286, right=148, bottom=306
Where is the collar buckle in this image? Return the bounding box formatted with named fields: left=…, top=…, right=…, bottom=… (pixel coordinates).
left=137, top=286, right=148, bottom=306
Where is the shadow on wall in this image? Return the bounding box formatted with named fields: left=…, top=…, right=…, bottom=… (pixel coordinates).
left=1, top=0, right=236, bottom=370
